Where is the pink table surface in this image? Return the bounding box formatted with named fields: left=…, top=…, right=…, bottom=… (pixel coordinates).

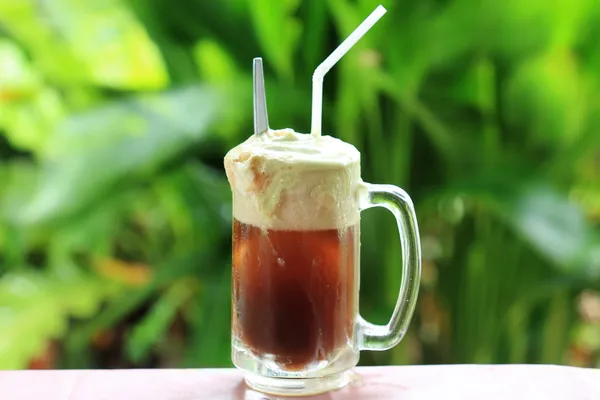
left=1, top=365, right=599, bottom=400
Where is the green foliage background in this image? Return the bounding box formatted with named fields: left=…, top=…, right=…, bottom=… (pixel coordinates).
left=1, top=0, right=600, bottom=369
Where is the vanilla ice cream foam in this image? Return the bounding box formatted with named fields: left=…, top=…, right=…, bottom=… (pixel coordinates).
left=224, top=128, right=362, bottom=231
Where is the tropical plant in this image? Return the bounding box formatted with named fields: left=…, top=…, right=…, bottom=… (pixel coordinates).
left=0, top=0, right=599, bottom=370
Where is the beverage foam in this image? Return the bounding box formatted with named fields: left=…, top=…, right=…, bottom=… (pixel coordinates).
left=224, top=129, right=362, bottom=230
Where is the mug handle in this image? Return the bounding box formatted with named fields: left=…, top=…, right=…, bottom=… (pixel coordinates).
left=356, top=183, right=422, bottom=351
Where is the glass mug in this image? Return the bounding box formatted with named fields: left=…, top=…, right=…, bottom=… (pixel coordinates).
left=225, top=130, right=421, bottom=396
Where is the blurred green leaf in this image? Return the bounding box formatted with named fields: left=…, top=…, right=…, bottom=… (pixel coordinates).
left=504, top=49, right=589, bottom=148
left=0, top=39, right=39, bottom=96
left=193, top=40, right=239, bottom=83
left=0, top=39, right=64, bottom=153
left=192, top=40, right=250, bottom=140
left=126, top=279, right=197, bottom=363
left=183, top=271, right=231, bottom=367
left=0, top=272, right=121, bottom=369
left=300, top=0, right=329, bottom=70
left=508, top=185, right=600, bottom=278
left=153, top=162, right=232, bottom=255
left=433, top=170, right=600, bottom=279
left=249, top=0, right=302, bottom=81
left=128, top=0, right=260, bottom=75
left=66, top=249, right=219, bottom=355
left=12, top=85, right=226, bottom=227
left=0, top=0, right=168, bottom=89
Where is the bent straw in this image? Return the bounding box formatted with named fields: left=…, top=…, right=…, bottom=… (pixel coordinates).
left=310, top=5, right=387, bottom=138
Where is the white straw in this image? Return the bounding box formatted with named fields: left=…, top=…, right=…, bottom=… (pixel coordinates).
left=310, top=5, right=387, bottom=137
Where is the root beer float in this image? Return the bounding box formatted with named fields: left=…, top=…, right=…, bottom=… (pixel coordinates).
left=224, top=5, right=421, bottom=396
left=225, top=129, right=361, bottom=370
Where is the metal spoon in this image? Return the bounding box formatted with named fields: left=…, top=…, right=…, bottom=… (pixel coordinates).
left=253, top=57, right=269, bottom=135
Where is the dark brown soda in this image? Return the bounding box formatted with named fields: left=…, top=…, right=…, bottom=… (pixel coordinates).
left=232, top=218, right=357, bottom=370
